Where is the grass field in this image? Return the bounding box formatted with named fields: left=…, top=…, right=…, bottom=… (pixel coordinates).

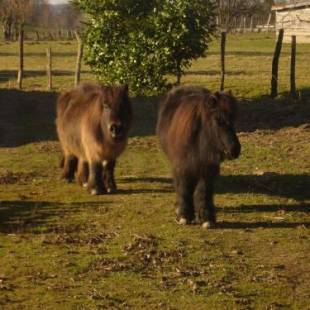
left=0, top=33, right=310, bottom=309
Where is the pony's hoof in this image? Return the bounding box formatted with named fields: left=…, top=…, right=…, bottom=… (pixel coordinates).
left=107, top=187, right=116, bottom=194
left=178, top=217, right=188, bottom=225
left=83, top=182, right=88, bottom=188
left=202, top=221, right=216, bottom=229
left=89, top=187, right=106, bottom=195
left=90, top=189, right=98, bottom=195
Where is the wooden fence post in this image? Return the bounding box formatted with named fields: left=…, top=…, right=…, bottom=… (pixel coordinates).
left=74, top=31, right=84, bottom=86
left=266, top=13, right=272, bottom=32
left=220, top=31, right=226, bottom=91
left=271, top=28, right=284, bottom=98
left=243, top=17, right=247, bottom=33
left=238, top=17, right=243, bottom=33
left=46, top=47, right=52, bottom=90
left=290, top=35, right=297, bottom=98
left=17, top=24, right=24, bottom=89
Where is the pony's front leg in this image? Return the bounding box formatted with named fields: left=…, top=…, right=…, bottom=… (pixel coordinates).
left=103, top=160, right=117, bottom=194
left=61, top=155, right=78, bottom=183
left=87, top=161, right=106, bottom=195
left=174, top=173, right=196, bottom=225
left=76, top=160, right=89, bottom=188
left=195, top=165, right=219, bottom=228
left=194, top=178, right=216, bottom=228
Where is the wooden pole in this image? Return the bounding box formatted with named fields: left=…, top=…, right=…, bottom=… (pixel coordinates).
left=74, top=31, right=84, bottom=86
left=243, top=16, right=247, bottom=33
left=266, top=13, right=272, bottom=32
left=220, top=31, right=226, bottom=91
left=238, top=17, right=243, bottom=33
left=233, top=17, right=237, bottom=33
left=17, top=24, right=24, bottom=89
left=271, top=29, right=284, bottom=98
left=46, top=47, right=52, bottom=90
left=290, top=35, right=297, bottom=98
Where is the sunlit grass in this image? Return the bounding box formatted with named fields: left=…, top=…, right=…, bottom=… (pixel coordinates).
left=0, top=33, right=309, bottom=309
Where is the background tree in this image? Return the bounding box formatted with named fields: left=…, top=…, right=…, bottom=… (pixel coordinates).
left=28, top=0, right=51, bottom=29
left=73, top=0, right=216, bottom=95
left=54, top=4, right=81, bottom=30
left=0, top=0, right=32, bottom=40
left=0, top=0, right=82, bottom=40
left=216, top=0, right=273, bottom=32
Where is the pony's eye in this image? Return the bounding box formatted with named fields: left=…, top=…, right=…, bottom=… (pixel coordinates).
left=103, top=103, right=110, bottom=110
left=217, top=118, right=226, bottom=127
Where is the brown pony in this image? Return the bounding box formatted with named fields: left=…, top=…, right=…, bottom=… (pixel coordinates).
left=157, top=86, right=241, bottom=228
left=56, top=82, right=132, bottom=195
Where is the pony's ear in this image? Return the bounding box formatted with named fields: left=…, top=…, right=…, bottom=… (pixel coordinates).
left=206, top=94, right=218, bottom=109
left=226, top=89, right=233, bottom=96
left=214, top=91, right=221, bottom=99
left=120, top=84, right=129, bottom=94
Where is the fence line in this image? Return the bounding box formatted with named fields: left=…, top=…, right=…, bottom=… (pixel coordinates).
left=0, top=28, right=302, bottom=99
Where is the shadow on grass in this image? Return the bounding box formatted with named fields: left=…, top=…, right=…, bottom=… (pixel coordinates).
left=120, top=176, right=172, bottom=184
left=218, top=203, right=309, bottom=213
left=0, top=199, right=308, bottom=234
left=217, top=220, right=309, bottom=229
left=0, top=89, right=57, bottom=146
left=236, top=95, right=310, bottom=132
left=0, top=89, right=161, bottom=146
left=116, top=188, right=173, bottom=194
left=0, top=200, right=110, bottom=233
left=206, top=50, right=308, bottom=57
left=121, top=173, right=310, bottom=202
left=185, top=70, right=246, bottom=76
left=0, top=87, right=310, bottom=146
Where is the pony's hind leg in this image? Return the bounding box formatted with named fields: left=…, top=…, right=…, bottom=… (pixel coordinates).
left=103, top=160, right=117, bottom=194
left=174, top=173, right=196, bottom=225
left=77, top=160, right=89, bottom=187
left=87, top=161, right=106, bottom=195
left=62, top=155, right=78, bottom=183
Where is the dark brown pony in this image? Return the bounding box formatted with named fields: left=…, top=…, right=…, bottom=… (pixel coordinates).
left=56, top=82, right=132, bottom=195
left=157, top=86, right=241, bottom=228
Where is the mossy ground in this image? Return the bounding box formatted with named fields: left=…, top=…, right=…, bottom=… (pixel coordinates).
left=0, top=33, right=309, bottom=309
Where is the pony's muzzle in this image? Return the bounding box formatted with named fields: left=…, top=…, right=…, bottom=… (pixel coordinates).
left=228, top=140, right=241, bottom=159
left=110, top=123, right=124, bottom=140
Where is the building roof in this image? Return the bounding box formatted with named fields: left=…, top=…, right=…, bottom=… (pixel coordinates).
left=272, top=1, right=310, bottom=11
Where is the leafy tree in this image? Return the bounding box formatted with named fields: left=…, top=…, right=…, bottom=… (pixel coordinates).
left=0, top=0, right=32, bottom=40
left=73, top=0, right=216, bottom=95
left=216, top=0, right=272, bottom=32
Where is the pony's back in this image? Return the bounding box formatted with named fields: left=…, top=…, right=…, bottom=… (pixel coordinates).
left=157, top=86, right=211, bottom=158
left=157, top=86, right=210, bottom=130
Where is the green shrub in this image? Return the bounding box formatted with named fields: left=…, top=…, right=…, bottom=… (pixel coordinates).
left=74, top=0, right=217, bottom=95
